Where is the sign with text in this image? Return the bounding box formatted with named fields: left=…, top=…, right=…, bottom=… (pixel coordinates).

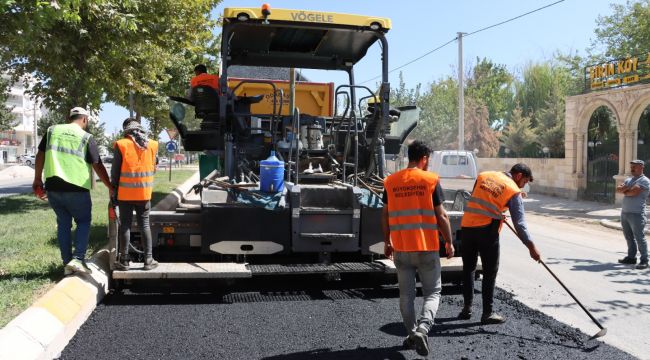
left=586, top=53, right=650, bottom=91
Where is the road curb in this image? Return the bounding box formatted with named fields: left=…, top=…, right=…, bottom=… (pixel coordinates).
left=0, top=249, right=110, bottom=360
left=0, top=171, right=199, bottom=360
left=152, top=171, right=200, bottom=211
left=600, top=218, right=650, bottom=234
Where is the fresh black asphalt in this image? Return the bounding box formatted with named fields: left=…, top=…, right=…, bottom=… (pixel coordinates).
left=60, top=276, right=634, bottom=360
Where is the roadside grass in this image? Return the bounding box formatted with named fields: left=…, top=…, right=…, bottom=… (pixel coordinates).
left=0, top=169, right=196, bottom=327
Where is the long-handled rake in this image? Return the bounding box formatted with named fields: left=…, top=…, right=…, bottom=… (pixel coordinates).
left=503, top=220, right=607, bottom=339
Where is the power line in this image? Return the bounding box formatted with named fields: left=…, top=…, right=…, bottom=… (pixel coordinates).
left=359, top=0, right=566, bottom=85
left=465, top=0, right=565, bottom=38
left=359, top=37, right=457, bottom=85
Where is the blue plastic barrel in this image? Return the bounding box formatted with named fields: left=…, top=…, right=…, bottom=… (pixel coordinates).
left=260, top=151, right=285, bottom=193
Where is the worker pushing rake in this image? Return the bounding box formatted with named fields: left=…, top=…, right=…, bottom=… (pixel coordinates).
left=458, top=163, right=607, bottom=340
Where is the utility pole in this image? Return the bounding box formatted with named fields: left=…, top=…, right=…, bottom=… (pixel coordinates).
left=457, top=32, right=465, bottom=151
left=289, top=68, right=296, bottom=115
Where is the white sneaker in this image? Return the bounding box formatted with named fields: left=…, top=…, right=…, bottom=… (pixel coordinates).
left=65, top=259, right=92, bottom=274
left=303, top=162, right=314, bottom=174
left=314, top=164, right=323, bottom=173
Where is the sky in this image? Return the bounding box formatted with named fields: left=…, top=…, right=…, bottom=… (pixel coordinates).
left=98, top=0, right=626, bottom=137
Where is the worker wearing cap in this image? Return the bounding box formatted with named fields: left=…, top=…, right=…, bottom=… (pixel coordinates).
left=190, top=64, right=219, bottom=90
left=458, top=163, right=541, bottom=324
left=382, top=140, right=454, bottom=357
left=111, top=119, right=159, bottom=271
left=616, top=159, right=649, bottom=269
left=32, top=107, right=114, bottom=275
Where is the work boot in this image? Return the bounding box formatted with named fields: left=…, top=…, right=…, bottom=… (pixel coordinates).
left=114, top=255, right=130, bottom=271
left=636, top=261, right=648, bottom=270
left=481, top=312, right=506, bottom=325
left=402, top=336, right=415, bottom=350
left=410, top=327, right=429, bottom=357
left=618, top=257, right=637, bottom=265
left=143, top=257, right=159, bottom=271
left=458, top=305, right=472, bottom=320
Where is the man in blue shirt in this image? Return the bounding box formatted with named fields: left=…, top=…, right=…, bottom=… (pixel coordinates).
left=616, top=159, right=650, bottom=269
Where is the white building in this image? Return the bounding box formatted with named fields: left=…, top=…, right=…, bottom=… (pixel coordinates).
left=1, top=74, right=46, bottom=163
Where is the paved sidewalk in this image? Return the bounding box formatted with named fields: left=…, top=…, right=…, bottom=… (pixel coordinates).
left=523, top=192, right=650, bottom=233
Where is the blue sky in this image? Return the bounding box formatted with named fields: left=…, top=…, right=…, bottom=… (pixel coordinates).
left=99, top=0, right=625, bottom=137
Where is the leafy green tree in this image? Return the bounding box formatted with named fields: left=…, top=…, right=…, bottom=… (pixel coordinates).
left=390, top=72, right=421, bottom=107
left=592, top=0, right=650, bottom=58
left=0, top=77, right=17, bottom=131
left=1, top=0, right=221, bottom=119
left=465, top=57, right=514, bottom=128
left=464, top=97, right=500, bottom=157
left=411, top=76, right=458, bottom=151
left=501, top=106, right=537, bottom=157
left=536, top=96, right=566, bottom=157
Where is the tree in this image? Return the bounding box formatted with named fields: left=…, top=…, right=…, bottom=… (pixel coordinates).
left=1, top=1, right=221, bottom=119
left=411, top=76, right=458, bottom=151
left=0, top=79, right=17, bottom=131
left=465, top=57, right=514, bottom=129
left=536, top=96, right=566, bottom=157
left=38, top=111, right=108, bottom=148
left=464, top=97, right=500, bottom=157
left=592, top=0, right=650, bottom=59
left=501, top=106, right=537, bottom=157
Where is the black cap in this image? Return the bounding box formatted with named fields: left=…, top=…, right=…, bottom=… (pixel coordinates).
left=510, top=163, right=533, bottom=182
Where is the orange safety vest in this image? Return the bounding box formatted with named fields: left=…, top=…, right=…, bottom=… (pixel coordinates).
left=461, top=171, right=521, bottom=229
left=384, top=168, right=440, bottom=252
left=190, top=73, right=219, bottom=90
left=115, top=138, right=158, bottom=201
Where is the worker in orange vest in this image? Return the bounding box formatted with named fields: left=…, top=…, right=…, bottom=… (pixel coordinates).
left=382, top=140, right=454, bottom=357
left=112, top=119, right=159, bottom=271
left=190, top=64, right=219, bottom=90
left=458, top=163, right=541, bottom=324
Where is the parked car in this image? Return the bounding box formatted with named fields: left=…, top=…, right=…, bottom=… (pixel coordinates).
left=20, top=154, right=36, bottom=166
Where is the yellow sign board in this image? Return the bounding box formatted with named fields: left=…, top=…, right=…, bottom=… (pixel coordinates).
left=587, top=53, right=650, bottom=90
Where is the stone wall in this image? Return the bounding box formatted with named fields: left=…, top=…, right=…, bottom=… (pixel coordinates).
left=476, top=157, right=578, bottom=199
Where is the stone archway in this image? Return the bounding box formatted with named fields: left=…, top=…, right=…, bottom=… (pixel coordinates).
left=565, top=83, right=650, bottom=203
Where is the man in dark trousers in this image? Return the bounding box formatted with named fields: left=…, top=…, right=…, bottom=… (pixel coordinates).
left=459, top=163, right=541, bottom=324
left=32, top=107, right=114, bottom=275
left=112, top=119, right=159, bottom=270
left=382, top=140, right=454, bottom=357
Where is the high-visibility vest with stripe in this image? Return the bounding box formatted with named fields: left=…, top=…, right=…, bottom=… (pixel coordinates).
left=461, top=171, right=521, bottom=228
left=116, top=138, right=158, bottom=201
left=384, top=168, right=440, bottom=252
left=44, top=124, right=92, bottom=189
left=190, top=73, right=219, bottom=90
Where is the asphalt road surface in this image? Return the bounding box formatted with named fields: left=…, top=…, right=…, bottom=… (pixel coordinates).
left=0, top=177, right=32, bottom=198
left=500, top=213, right=649, bottom=359
left=60, top=274, right=633, bottom=360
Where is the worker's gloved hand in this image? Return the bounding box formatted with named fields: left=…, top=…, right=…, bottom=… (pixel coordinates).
left=445, top=241, right=455, bottom=259
left=32, top=179, right=47, bottom=200
left=384, top=242, right=393, bottom=259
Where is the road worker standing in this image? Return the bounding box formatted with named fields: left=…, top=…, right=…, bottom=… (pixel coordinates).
left=112, top=119, right=159, bottom=271
left=33, top=107, right=114, bottom=275
left=458, top=163, right=541, bottom=324
left=382, top=140, right=454, bottom=357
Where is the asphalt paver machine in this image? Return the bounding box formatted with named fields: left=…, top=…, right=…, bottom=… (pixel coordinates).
left=109, top=5, right=465, bottom=286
